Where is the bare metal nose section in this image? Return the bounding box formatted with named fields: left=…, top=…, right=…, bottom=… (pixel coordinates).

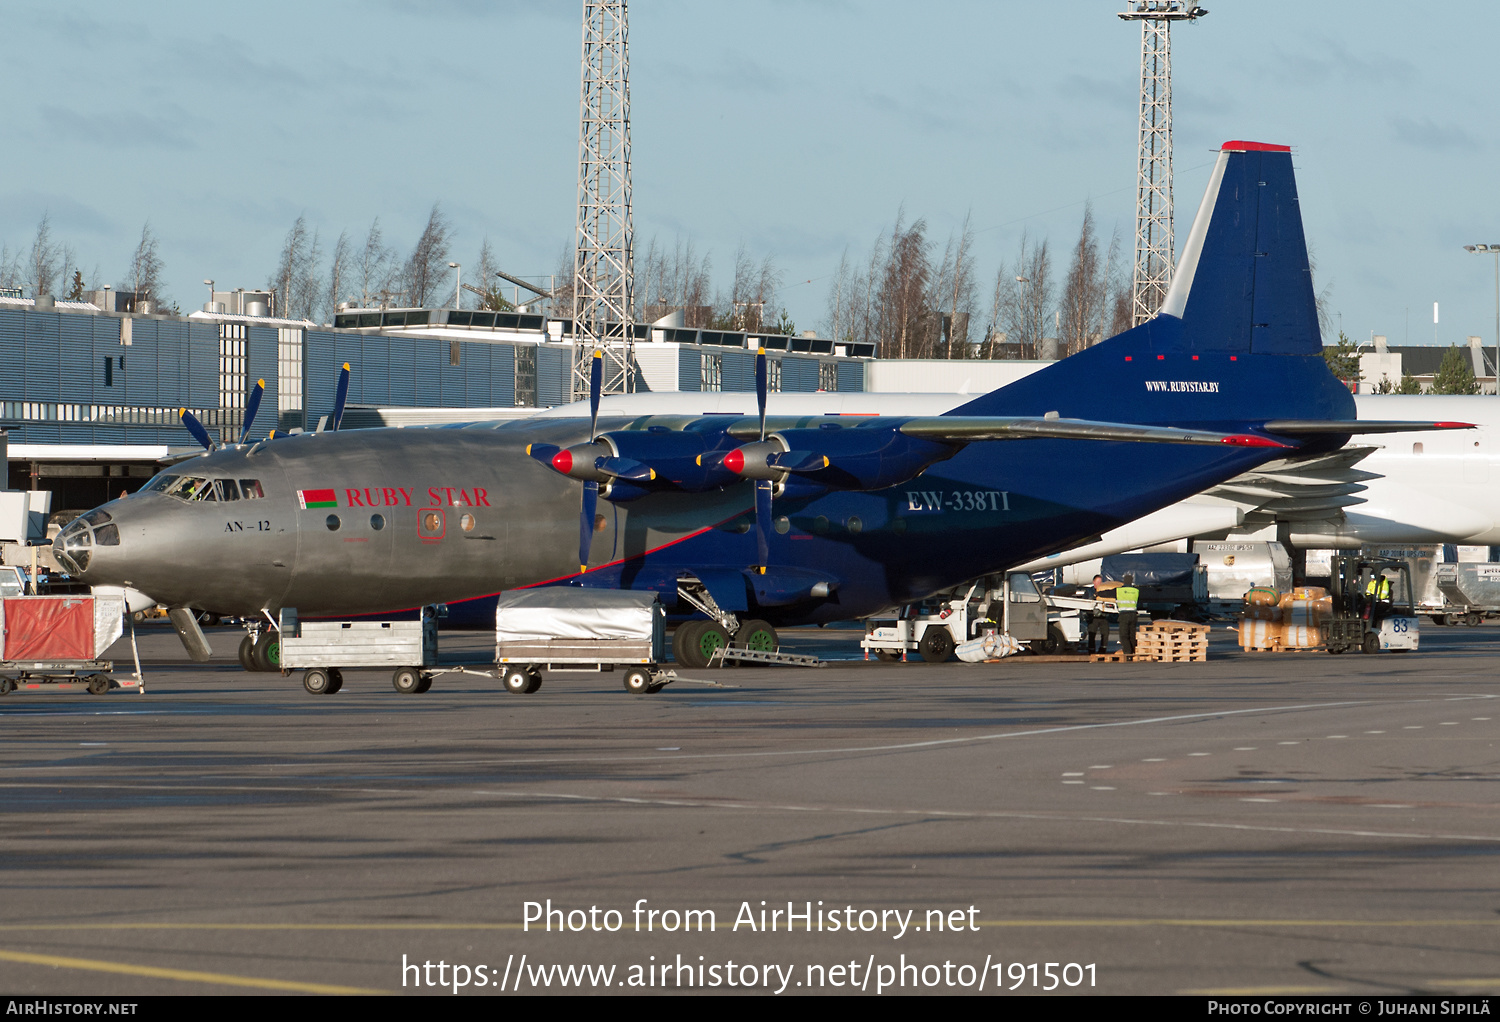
left=52, top=508, right=122, bottom=577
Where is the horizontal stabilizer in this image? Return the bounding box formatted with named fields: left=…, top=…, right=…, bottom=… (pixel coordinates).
left=898, top=416, right=1293, bottom=448
left=1262, top=420, right=1476, bottom=435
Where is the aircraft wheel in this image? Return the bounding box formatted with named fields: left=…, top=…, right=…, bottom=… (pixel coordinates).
left=919, top=628, right=954, bottom=664
left=238, top=634, right=258, bottom=672
left=695, top=621, right=729, bottom=667
left=326, top=669, right=344, bottom=694
left=503, top=667, right=532, bottom=694
left=253, top=631, right=281, bottom=672
left=875, top=648, right=899, bottom=662
left=0, top=677, right=11, bottom=695
left=623, top=667, right=652, bottom=694
left=732, top=618, right=780, bottom=666
left=86, top=674, right=111, bottom=696
left=392, top=667, right=422, bottom=694
left=1362, top=633, right=1381, bottom=655
left=672, top=621, right=703, bottom=667
left=303, top=669, right=331, bottom=695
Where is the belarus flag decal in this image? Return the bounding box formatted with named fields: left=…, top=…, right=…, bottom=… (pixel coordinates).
left=297, top=488, right=337, bottom=510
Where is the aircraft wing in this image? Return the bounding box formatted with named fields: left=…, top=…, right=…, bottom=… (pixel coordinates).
left=1262, top=419, right=1475, bottom=435
left=896, top=416, right=1291, bottom=448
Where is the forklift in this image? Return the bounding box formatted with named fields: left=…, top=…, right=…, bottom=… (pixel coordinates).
left=1325, top=554, right=1420, bottom=654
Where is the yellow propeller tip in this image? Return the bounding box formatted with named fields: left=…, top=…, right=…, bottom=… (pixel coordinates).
left=256, top=379, right=265, bottom=387
left=342, top=362, right=351, bottom=371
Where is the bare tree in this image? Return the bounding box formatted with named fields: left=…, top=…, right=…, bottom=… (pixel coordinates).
left=268, top=216, right=310, bottom=319
left=552, top=245, right=576, bottom=321
left=27, top=214, right=61, bottom=298
left=357, top=218, right=397, bottom=306
left=639, top=236, right=713, bottom=326
left=1104, top=225, right=1132, bottom=338
left=931, top=212, right=978, bottom=358
left=0, top=246, right=19, bottom=291
left=1058, top=202, right=1106, bottom=356
left=125, top=223, right=165, bottom=309
left=988, top=231, right=1053, bottom=359
left=401, top=203, right=453, bottom=308
left=324, top=230, right=351, bottom=319
left=875, top=210, right=933, bottom=359
left=717, top=243, right=783, bottom=333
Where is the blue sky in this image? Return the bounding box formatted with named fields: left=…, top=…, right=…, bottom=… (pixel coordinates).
left=4, top=1, right=1498, bottom=346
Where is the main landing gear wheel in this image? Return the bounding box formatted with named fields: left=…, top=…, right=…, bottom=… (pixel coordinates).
left=86, top=674, right=111, bottom=696
left=253, top=631, right=281, bottom=673
left=238, top=634, right=258, bottom=672
left=694, top=621, right=729, bottom=667
left=671, top=621, right=701, bottom=667
left=1362, top=633, right=1381, bottom=655
left=392, top=667, right=422, bottom=694
left=623, top=667, right=652, bottom=694
left=919, top=628, right=954, bottom=664
left=733, top=619, right=778, bottom=653
left=303, top=668, right=332, bottom=695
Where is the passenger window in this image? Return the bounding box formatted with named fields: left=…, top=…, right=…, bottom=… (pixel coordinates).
left=240, top=479, right=264, bottom=499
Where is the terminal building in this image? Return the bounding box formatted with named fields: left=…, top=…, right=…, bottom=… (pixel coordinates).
left=0, top=297, right=882, bottom=512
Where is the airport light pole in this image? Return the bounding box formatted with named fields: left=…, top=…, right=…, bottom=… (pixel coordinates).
left=1464, top=244, right=1500, bottom=395
left=448, top=262, right=461, bottom=310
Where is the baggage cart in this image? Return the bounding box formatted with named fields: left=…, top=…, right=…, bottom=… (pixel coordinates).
left=0, top=592, right=141, bottom=696
left=276, top=608, right=440, bottom=695
left=495, top=588, right=672, bottom=695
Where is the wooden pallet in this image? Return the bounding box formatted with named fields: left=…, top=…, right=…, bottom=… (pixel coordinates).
left=1140, top=621, right=1211, bottom=635
left=1090, top=653, right=1156, bottom=663
left=1241, top=643, right=1324, bottom=653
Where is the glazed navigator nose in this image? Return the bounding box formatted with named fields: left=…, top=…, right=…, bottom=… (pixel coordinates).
left=52, top=508, right=122, bottom=578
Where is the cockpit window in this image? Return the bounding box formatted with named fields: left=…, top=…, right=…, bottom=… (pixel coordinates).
left=146, top=474, right=180, bottom=493
left=216, top=479, right=241, bottom=501
left=163, top=476, right=207, bottom=500
left=81, top=509, right=113, bottom=526
left=240, top=479, right=264, bottom=499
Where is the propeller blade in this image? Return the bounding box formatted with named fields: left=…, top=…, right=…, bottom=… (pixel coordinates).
left=595, top=456, right=655, bottom=482
left=754, top=479, right=772, bottom=572
left=755, top=350, right=768, bottom=442
left=578, top=480, right=599, bottom=573
left=179, top=408, right=215, bottom=452
left=238, top=379, right=266, bottom=444
left=589, top=349, right=603, bottom=437
left=526, top=442, right=562, bottom=466
left=329, top=363, right=351, bottom=432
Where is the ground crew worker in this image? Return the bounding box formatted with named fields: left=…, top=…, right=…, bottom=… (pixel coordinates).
left=1117, top=573, right=1141, bottom=656
left=1085, top=574, right=1116, bottom=654
left=1365, top=572, right=1393, bottom=624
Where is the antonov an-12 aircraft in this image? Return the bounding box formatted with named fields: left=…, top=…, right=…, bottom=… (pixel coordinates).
left=55, top=142, right=1465, bottom=669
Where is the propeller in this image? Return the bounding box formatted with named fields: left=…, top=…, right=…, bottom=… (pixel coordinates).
left=328, top=363, right=351, bottom=432
left=753, top=350, right=772, bottom=573
left=238, top=379, right=266, bottom=444
left=179, top=408, right=215, bottom=453
left=578, top=350, right=604, bottom=573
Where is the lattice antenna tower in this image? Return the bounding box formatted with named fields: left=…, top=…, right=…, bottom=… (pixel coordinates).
left=1118, top=1, right=1207, bottom=326
left=572, top=0, right=635, bottom=401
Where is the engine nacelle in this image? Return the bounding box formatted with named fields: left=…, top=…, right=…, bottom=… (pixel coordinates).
left=767, top=425, right=956, bottom=491
left=597, top=428, right=740, bottom=492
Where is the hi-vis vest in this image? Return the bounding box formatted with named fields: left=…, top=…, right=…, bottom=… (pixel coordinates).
left=1116, top=586, right=1140, bottom=612
left=1365, top=576, right=1392, bottom=600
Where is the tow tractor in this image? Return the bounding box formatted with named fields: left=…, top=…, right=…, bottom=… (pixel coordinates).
left=861, top=573, right=1111, bottom=662
left=1325, top=554, right=1419, bottom=654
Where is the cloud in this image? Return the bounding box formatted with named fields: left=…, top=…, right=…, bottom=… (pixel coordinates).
left=1388, top=115, right=1482, bottom=153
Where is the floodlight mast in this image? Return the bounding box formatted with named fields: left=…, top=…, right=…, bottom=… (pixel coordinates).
left=572, top=0, right=635, bottom=402
left=1119, top=1, right=1208, bottom=327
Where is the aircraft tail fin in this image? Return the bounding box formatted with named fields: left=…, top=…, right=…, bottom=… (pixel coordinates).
left=951, top=141, right=1345, bottom=425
